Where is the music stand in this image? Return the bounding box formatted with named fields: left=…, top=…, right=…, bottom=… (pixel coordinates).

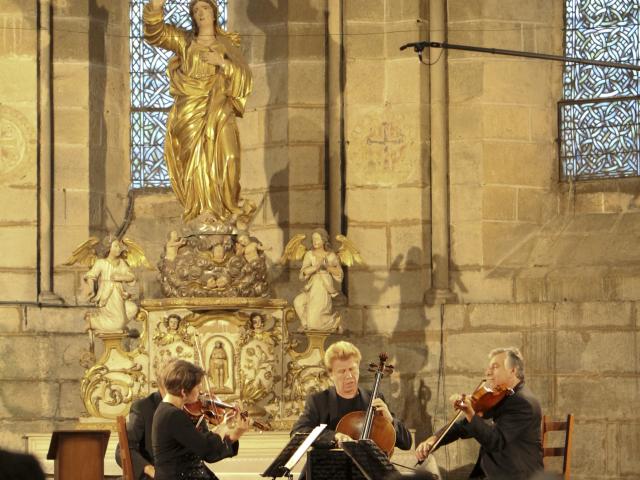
left=340, top=440, right=400, bottom=480
left=261, top=424, right=327, bottom=479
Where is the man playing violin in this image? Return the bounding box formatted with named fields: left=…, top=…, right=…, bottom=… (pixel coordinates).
left=291, top=341, right=412, bottom=476
left=416, top=347, right=543, bottom=480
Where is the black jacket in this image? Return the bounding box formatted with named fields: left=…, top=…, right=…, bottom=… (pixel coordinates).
left=291, top=386, right=413, bottom=449
left=115, top=391, right=162, bottom=480
left=437, top=382, right=543, bottom=480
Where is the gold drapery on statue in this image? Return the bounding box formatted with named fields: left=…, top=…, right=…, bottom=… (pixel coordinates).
left=143, top=4, right=253, bottom=222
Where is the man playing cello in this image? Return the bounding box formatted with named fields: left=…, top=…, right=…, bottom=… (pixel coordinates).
left=416, top=347, right=543, bottom=480
left=291, top=341, right=412, bottom=477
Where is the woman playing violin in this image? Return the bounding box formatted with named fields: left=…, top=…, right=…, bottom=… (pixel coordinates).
left=152, top=360, right=250, bottom=480
left=416, top=347, right=543, bottom=480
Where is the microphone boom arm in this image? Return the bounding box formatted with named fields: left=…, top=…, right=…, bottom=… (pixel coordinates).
left=400, top=40, right=640, bottom=71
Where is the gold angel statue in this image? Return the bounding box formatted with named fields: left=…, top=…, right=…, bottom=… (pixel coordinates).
left=143, top=0, right=254, bottom=224
left=280, top=229, right=363, bottom=332
left=65, top=236, right=151, bottom=332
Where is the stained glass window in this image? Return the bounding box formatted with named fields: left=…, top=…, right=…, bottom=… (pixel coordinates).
left=129, top=1, right=228, bottom=188
left=560, top=0, right=640, bottom=180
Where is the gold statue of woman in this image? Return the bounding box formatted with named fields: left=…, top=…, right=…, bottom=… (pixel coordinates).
left=144, top=0, right=253, bottom=223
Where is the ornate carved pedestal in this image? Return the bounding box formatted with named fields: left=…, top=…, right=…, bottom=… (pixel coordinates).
left=141, top=297, right=294, bottom=420
left=80, top=325, right=149, bottom=420
left=79, top=296, right=339, bottom=427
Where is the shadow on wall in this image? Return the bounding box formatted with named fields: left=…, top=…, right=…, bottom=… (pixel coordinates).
left=246, top=0, right=289, bottom=294
left=389, top=247, right=432, bottom=443
left=427, top=254, right=467, bottom=308
left=246, top=0, right=324, bottom=291
left=350, top=245, right=435, bottom=443
left=88, top=0, right=108, bottom=235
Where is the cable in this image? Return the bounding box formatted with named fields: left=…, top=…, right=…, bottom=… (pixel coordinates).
left=0, top=23, right=579, bottom=38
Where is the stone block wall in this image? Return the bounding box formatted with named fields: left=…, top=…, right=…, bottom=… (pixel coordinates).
left=0, top=1, right=39, bottom=301
left=0, top=2, right=639, bottom=480
left=0, top=1, right=131, bottom=304
left=0, top=305, right=87, bottom=451
left=52, top=0, right=131, bottom=301
left=422, top=301, right=640, bottom=479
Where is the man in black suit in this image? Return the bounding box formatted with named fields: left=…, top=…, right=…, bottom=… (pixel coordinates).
left=291, top=341, right=412, bottom=476
left=416, top=347, right=543, bottom=480
left=116, top=358, right=179, bottom=479
left=116, top=389, right=163, bottom=479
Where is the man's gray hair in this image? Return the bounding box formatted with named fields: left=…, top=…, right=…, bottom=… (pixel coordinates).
left=489, top=347, right=525, bottom=380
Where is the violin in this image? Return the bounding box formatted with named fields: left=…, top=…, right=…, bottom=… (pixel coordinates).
left=335, top=353, right=396, bottom=457
left=457, top=380, right=514, bottom=416
left=185, top=331, right=271, bottom=432
left=418, top=379, right=514, bottom=463
left=183, top=392, right=271, bottom=431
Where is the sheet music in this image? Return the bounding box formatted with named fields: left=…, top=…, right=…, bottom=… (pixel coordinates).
left=283, top=424, right=327, bottom=472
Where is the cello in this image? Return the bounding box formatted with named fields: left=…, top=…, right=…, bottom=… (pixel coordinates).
left=335, top=352, right=396, bottom=456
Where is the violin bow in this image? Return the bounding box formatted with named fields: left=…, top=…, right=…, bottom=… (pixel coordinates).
left=192, top=331, right=219, bottom=428
left=416, top=379, right=485, bottom=466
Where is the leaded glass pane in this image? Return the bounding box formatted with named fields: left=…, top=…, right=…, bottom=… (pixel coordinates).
left=129, top=0, right=228, bottom=188
left=560, top=97, right=640, bottom=179
left=561, top=0, right=640, bottom=180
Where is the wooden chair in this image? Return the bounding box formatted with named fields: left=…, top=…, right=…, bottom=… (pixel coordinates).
left=542, top=414, right=574, bottom=479
left=116, top=415, right=135, bottom=480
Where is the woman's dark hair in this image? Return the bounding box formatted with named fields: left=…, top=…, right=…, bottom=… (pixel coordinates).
left=163, top=359, right=204, bottom=396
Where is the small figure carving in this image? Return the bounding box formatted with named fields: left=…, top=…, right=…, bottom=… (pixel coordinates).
left=240, top=311, right=279, bottom=346
left=153, top=313, right=193, bottom=346
left=164, top=230, right=186, bottom=262
left=65, top=236, right=150, bottom=333
left=237, top=233, right=269, bottom=264
left=280, top=229, right=363, bottom=332
left=158, top=231, right=270, bottom=298
left=237, top=312, right=281, bottom=407
left=209, top=340, right=229, bottom=391
left=212, top=242, right=227, bottom=263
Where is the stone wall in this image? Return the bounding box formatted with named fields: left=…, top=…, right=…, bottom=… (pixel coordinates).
left=0, top=0, right=130, bottom=303
left=0, top=1, right=638, bottom=479
left=52, top=0, right=131, bottom=302
left=423, top=301, right=640, bottom=479
left=0, top=305, right=87, bottom=450
left=0, top=1, right=39, bottom=301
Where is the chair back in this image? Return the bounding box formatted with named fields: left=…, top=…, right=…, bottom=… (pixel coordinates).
left=542, top=414, right=574, bottom=479
left=116, top=415, right=136, bottom=480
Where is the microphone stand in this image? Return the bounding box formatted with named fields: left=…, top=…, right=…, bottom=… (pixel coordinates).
left=400, top=40, right=640, bottom=71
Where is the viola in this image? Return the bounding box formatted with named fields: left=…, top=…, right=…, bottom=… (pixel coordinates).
left=418, top=379, right=514, bottom=464
left=457, top=381, right=513, bottom=416
left=335, top=352, right=396, bottom=457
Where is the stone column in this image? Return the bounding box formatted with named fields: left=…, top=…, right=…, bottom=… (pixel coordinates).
left=327, top=0, right=344, bottom=239
left=425, top=0, right=455, bottom=304
left=37, top=0, right=62, bottom=304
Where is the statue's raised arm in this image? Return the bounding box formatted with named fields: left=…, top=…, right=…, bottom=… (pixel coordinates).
left=143, top=0, right=254, bottom=225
